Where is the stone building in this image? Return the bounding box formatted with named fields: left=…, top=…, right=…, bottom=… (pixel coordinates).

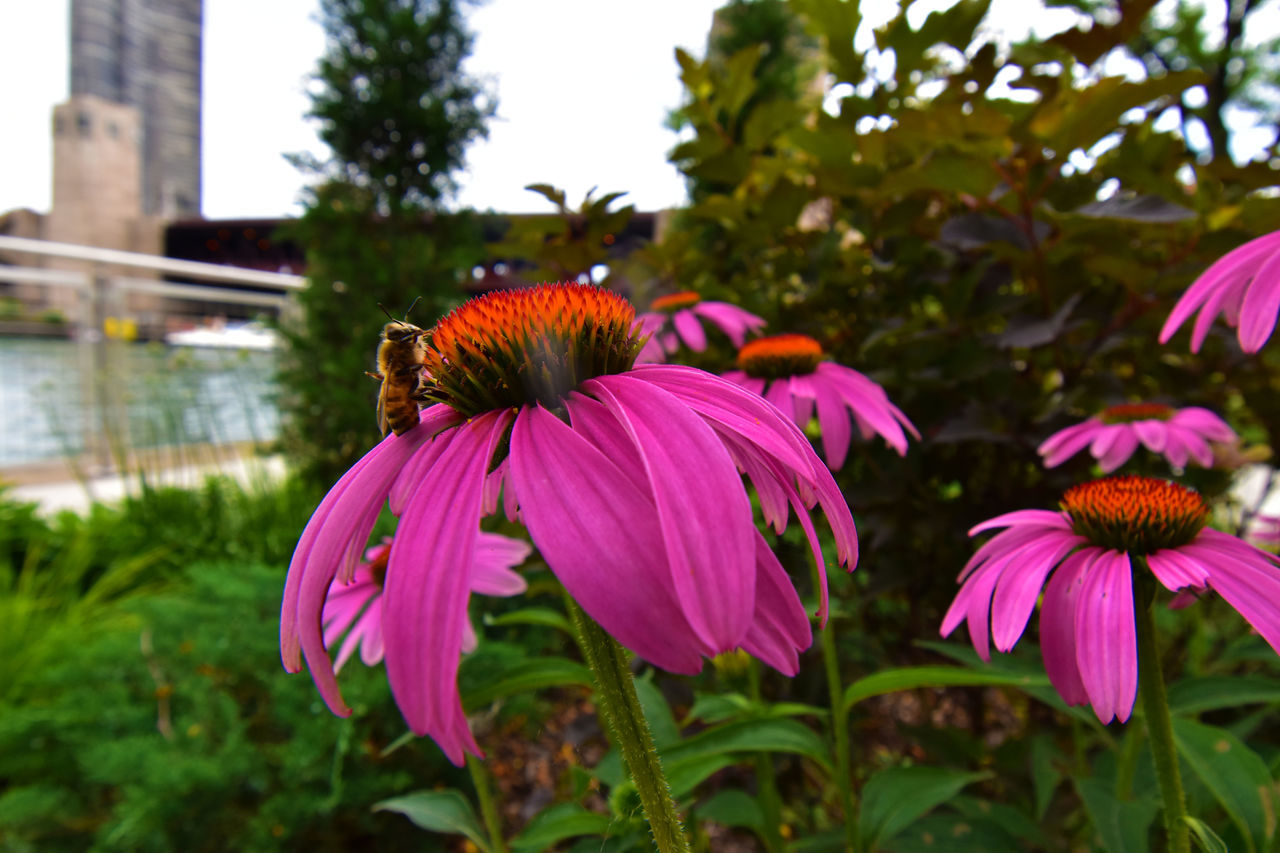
left=69, top=0, right=203, bottom=218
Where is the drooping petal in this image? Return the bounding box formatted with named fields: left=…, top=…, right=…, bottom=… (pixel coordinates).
left=814, top=363, right=913, bottom=455
left=632, top=364, right=858, bottom=569
left=1038, top=549, right=1094, bottom=707
left=1145, top=548, right=1211, bottom=592
left=509, top=404, right=706, bottom=673
left=1170, top=407, right=1237, bottom=442
left=1236, top=246, right=1280, bottom=352
left=584, top=373, right=758, bottom=651
left=812, top=376, right=854, bottom=470
left=721, top=370, right=767, bottom=397
left=1184, top=529, right=1280, bottom=655
left=1074, top=550, right=1137, bottom=723
left=788, top=375, right=817, bottom=426
left=968, top=509, right=1072, bottom=537
left=280, top=423, right=436, bottom=716
left=692, top=301, right=766, bottom=346
left=990, top=534, right=1083, bottom=652
left=764, top=380, right=796, bottom=425
left=1159, top=233, right=1278, bottom=344
left=673, top=308, right=708, bottom=351
left=470, top=532, right=532, bottom=596
left=1038, top=421, right=1100, bottom=461
left=739, top=533, right=812, bottom=675
left=383, top=409, right=511, bottom=765
left=1131, top=420, right=1168, bottom=453
left=1095, top=429, right=1140, bottom=473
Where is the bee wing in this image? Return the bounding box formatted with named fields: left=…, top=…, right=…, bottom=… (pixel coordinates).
left=376, top=379, right=391, bottom=436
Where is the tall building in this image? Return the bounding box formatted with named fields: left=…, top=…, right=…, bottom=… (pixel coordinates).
left=68, top=0, right=203, bottom=218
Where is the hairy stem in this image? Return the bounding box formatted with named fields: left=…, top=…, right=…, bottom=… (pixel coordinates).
left=567, top=598, right=690, bottom=853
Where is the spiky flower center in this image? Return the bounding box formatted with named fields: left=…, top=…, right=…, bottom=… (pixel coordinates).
left=1099, top=403, right=1175, bottom=424
left=738, top=334, right=825, bottom=379
left=421, top=283, right=642, bottom=416
left=1062, top=475, right=1209, bottom=554
left=650, top=291, right=702, bottom=312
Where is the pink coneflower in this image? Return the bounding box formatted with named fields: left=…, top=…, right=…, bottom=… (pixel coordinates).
left=1160, top=229, right=1280, bottom=353
left=1038, top=403, right=1235, bottom=472
left=942, top=475, right=1280, bottom=723
left=322, top=533, right=531, bottom=672
left=281, top=283, right=857, bottom=764
left=635, top=291, right=766, bottom=362
left=721, top=334, right=918, bottom=469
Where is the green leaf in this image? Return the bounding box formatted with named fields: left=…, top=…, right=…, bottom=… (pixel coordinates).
left=844, top=665, right=1050, bottom=710
left=1166, top=675, right=1280, bottom=715
left=374, top=790, right=491, bottom=851
left=485, top=606, right=573, bottom=634
left=1172, top=717, right=1271, bottom=853
left=633, top=673, right=680, bottom=749
left=1185, top=816, right=1230, bottom=853
left=664, top=755, right=742, bottom=800
left=461, top=657, right=591, bottom=710
left=663, top=718, right=832, bottom=771
left=695, top=789, right=765, bottom=832
left=1074, top=777, right=1159, bottom=853
left=509, top=803, right=613, bottom=852
left=1030, top=734, right=1064, bottom=821
left=858, top=766, right=990, bottom=850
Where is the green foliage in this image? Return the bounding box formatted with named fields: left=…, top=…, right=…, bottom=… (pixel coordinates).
left=302, top=0, right=495, bottom=214
left=486, top=184, right=635, bottom=285
left=0, top=557, right=445, bottom=852
left=280, top=0, right=494, bottom=486
left=275, top=186, right=485, bottom=485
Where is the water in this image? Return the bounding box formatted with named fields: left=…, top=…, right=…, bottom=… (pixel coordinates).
left=0, top=337, right=281, bottom=466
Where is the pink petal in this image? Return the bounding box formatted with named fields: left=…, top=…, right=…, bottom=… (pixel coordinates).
left=787, top=375, right=817, bottom=426
left=1039, top=549, right=1094, bottom=707
left=1145, top=549, right=1211, bottom=592
left=1236, top=246, right=1280, bottom=352
left=1184, top=530, right=1280, bottom=655
left=1095, top=429, right=1140, bottom=473
left=1074, top=550, right=1137, bottom=723
left=814, top=363, right=911, bottom=455
left=280, top=424, right=435, bottom=716
left=692, top=301, right=766, bottom=346
left=470, top=532, right=531, bottom=596
left=1131, top=420, right=1168, bottom=453
left=633, top=364, right=859, bottom=569
left=1170, top=407, right=1236, bottom=442
left=813, top=378, right=854, bottom=469
left=739, top=533, right=812, bottom=675
left=508, top=404, right=706, bottom=673
left=990, top=535, right=1082, bottom=652
left=969, top=509, right=1072, bottom=537
left=584, top=374, right=758, bottom=652
left=673, top=308, right=708, bottom=351
left=764, top=380, right=796, bottom=427
left=1038, top=421, right=1099, bottom=458
left=383, top=410, right=511, bottom=765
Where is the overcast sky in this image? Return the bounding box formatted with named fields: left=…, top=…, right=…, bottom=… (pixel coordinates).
left=0, top=0, right=727, bottom=218
left=1, top=1, right=1275, bottom=222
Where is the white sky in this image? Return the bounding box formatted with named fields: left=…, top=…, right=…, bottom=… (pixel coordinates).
left=0, top=0, right=726, bottom=219
left=1, top=1, right=1274, bottom=221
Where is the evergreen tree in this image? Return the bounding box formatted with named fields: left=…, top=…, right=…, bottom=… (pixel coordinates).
left=280, top=0, right=495, bottom=485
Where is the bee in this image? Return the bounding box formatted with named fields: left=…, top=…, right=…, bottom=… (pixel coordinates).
left=369, top=300, right=429, bottom=437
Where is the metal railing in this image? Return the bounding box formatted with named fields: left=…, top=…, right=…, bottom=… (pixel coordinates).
left=0, top=235, right=307, bottom=473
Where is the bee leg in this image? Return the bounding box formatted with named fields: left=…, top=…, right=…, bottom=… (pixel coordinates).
left=366, top=371, right=383, bottom=381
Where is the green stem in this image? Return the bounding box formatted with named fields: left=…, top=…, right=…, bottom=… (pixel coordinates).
left=811, top=559, right=858, bottom=852
left=748, top=659, right=786, bottom=853
left=466, top=753, right=508, bottom=853
left=1114, top=725, right=1144, bottom=802
left=566, top=599, right=691, bottom=853
left=1135, top=594, right=1190, bottom=853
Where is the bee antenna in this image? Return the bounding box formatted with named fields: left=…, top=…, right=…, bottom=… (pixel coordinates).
left=376, top=303, right=396, bottom=321
left=403, top=296, right=422, bottom=320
